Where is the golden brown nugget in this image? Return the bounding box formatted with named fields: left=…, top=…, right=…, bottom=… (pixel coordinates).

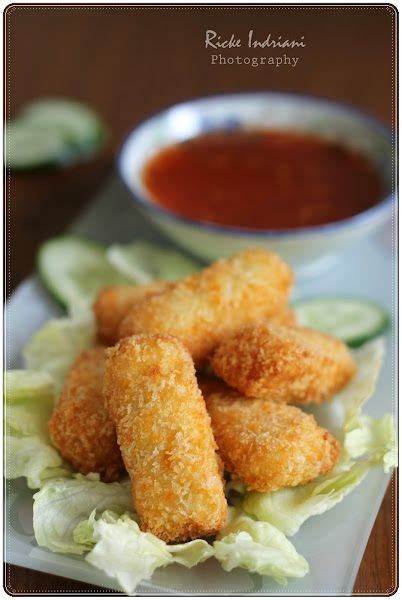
left=49, top=347, right=124, bottom=482
left=200, top=378, right=340, bottom=492
left=103, top=334, right=227, bottom=543
left=93, top=281, right=169, bottom=345
left=211, top=323, right=356, bottom=405
left=269, top=305, right=298, bottom=328
left=118, top=250, right=293, bottom=364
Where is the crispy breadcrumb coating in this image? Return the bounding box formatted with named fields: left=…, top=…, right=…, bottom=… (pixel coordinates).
left=269, top=305, right=298, bottom=328
left=211, top=323, right=356, bottom=405
left=118, top=250, right=293, bottom=365
left=93, top=281, right=169, bottom=345
left=48, top=347, right=124, bottom=482
left=200, top=378, right=340, bottom=492
left=103, top=334, right=227, bottom=542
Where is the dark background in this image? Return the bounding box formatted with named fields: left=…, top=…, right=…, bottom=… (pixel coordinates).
left=5, top=4, right=397, bottom=594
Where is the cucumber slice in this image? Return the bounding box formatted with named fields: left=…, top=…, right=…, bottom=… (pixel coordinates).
left=6, top=121, right=70, bottom=169
left=37, top=235, right=130, bottom=312
left=107, top=241, right=200, bottom=283
left=294, top=296, right=390, bottom=347
left=6, top=98, right=105, bottom=170
left=21, top=98, right=105, bottom=155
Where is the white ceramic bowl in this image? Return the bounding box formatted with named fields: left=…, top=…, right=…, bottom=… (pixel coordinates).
left=118, top=92, right=393, bottom=277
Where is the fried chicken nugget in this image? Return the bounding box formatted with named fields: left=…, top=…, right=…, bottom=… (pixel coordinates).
left=118, top=250, right=293, bottom=365
left=48, top=347, right=124, bottom=482
left=93, top=281, right=169, bottom=345
left=103, top=334, right=227, bottom=543
left=269, top=305, right=298, bottom=328
left=200, top=378, right=340, bottom=492
left=211, top=323, right=356, bottom=404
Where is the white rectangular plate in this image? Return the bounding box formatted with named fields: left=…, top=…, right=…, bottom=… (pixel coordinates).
left=5, top=178, right=396, bottom=595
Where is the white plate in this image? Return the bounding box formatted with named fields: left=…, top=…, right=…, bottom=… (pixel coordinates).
left=5, top=178, right=396, bottom=595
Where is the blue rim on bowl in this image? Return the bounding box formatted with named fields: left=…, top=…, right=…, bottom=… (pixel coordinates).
left=117, top=91, right=394, bottom=239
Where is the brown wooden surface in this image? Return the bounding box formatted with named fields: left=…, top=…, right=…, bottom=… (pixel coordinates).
left=4, top=5, right=397, bottom=595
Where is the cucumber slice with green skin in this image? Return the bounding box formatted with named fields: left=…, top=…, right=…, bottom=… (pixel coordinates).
left=6, top=121, right=71, bottom=170
left=107, top=241, right=201, bottom=283
left=37, top=235, right=130, bottom=311
left=6, top=98, right=106, bottom=170
left=21, top=98, right=106, bottom=154
left=293, top=296, right=390, bottom=347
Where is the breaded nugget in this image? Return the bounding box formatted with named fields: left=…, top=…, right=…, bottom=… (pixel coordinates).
left=93, top=281, right=169, bottom=345
left=211, top=323, right=356, bottom=404
left=200, top=378, right=340, bottom=492
left=49, top=347, right=124, bottom=482
left=103, top=334, right=227, bottom=543
left=269, top=305, right=298, bottom=328
left=118, top=250, right=293, bottom=365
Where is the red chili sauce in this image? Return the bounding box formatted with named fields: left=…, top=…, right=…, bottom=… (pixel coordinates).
left=142, top=130, right=383, bottom=230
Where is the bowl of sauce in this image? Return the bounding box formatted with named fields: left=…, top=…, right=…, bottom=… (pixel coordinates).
left=118, top=93, right=393, bottom=277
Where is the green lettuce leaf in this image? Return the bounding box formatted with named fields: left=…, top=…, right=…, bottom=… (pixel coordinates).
left=168, top=540, right=214, bottom=567
left=5, top=370, right=54, bottom=437
left=214, top=511, right=309, bottom=584
left=85, top=511, right=172, bottom=593
left=344, top=414, right=397, bottom=471
left=338, top=338, right=396, bottom=469
left=33, top=475, right=133, bottom=555
left=5, top=369, right=54, bottom=404
left=23, top=313, right=95, bottom=396
left=242, top=461, right=371, bottom=537
left=337, top=338, right=385, bottom=426
left=107, top=240, right=200, bottom=283
left=9, top=315, right=95, bottom=488
left=5, top=435, right=66, bottom=489
left=79, top=510, right=214, bottom=594
left=73, top=509, right=99, bottom=551
left=4, top=369, right=70, bottom=488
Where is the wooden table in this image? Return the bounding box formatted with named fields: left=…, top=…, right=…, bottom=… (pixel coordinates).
left=5, top=5, right=397, bottom=594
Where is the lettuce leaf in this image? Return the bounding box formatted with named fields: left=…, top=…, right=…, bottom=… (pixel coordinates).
left=107, top=240, right=200, bottom=283
left=5, top=370, right=54, bottom=437
left=339, top=338, right=396, bottom=470
left=5, top=435, right=67, bottom=489
left=214, top=511, right=309, bottom=584
left=5, top=369, right=54, bottom=404
left=76, top=510, right=214, bottom=594
left=169, top=540, right=214, bottom=567
left=73, top=509, right=99, bottom=551
left=85, top=511, right=172, bottom=593
left=4, top=369, right=70, bottom=488
left=33, top=475, right=133, bottom=555
left=344, top=414, right=397, bottom=471
left=23, top=313, right=95, bottom=396
left=9, top=315, right=94, bottom=488
left=337, top=338, right=385, bottom=426
left=242, top=461, right=371, bottom=537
